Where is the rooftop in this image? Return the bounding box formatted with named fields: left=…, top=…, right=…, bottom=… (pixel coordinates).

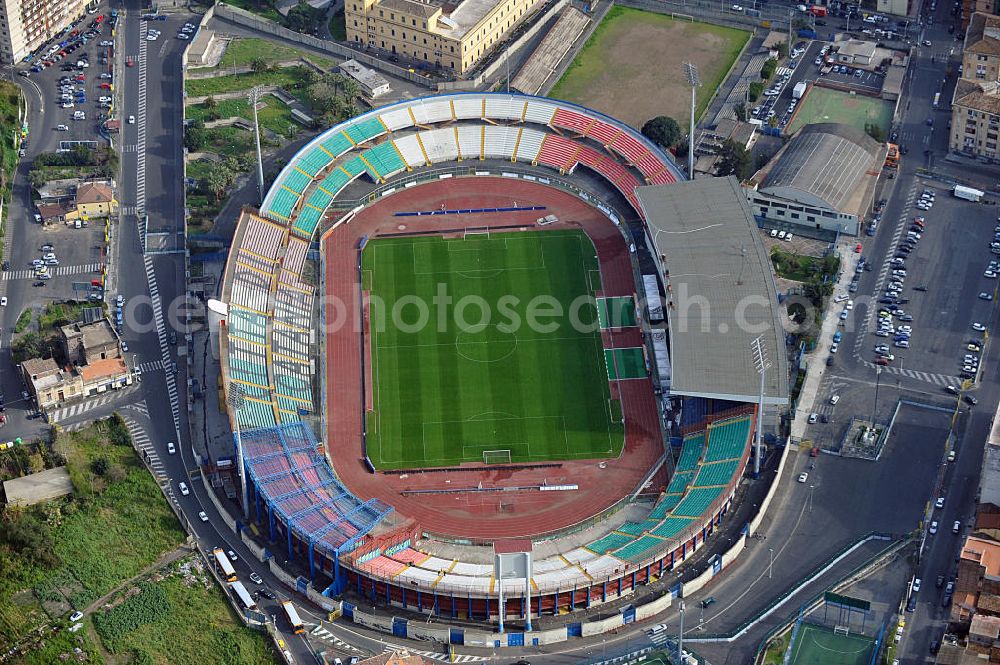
left=981, top=440, right=1000, bottom=509
left=758, top=123, right=885, bottom=219
left=970, top=613, right=1000, bottom=640
left=76, top=181, right=115, bottom=205
left=3, top=466, right=73, bottom=506
left=636, top=177, right=789, bottom=405
left=375, top=0, right=501, bottom=39
left=962, top=535, right=1000, bottom=578
left=339, top=59, right=390, bottom=94
left=61, top=318, right=119, bottom=353
left=966, top=12, right=1000, bottom=56
left=953, top=78, right=1000, bottom=116
left=79, top=357, right=127, bottom=383
left=838, top=39, right=877, bottom=59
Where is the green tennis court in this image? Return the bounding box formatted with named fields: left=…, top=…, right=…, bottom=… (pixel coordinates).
left=363, top=230, right=624, bottom=470
left=597, top=296, right=637, bottom=329
left=788, top=623, right=876, bottom=665
left=605, top=348, right=647, bottom=380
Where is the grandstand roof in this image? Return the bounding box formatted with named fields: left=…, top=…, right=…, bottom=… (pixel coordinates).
left=757, top=123, right=885, bottom=221
left=637, top=177, right=789, bottom=405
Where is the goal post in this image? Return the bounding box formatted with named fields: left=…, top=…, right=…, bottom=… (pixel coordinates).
left=834, top=625, right=850, bottom=636
left=483, top=449, right=512, bottom=465
left=463, top=228, right=490, bottom=240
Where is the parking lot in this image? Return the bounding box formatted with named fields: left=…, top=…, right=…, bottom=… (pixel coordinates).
left=820, top=63, right=885, bottom=94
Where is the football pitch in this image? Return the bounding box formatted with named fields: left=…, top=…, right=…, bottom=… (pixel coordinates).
left=787, top=623, right=876, bottom=665
left=362, top=230, right=625, bottom=470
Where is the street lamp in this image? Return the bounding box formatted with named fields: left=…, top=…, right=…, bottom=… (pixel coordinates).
left=247, top=86, right=266, bottom=206
left=768, top=547, right=774, bottom=579
left=682, top=63, right=701, bottom=179
left=870, top=366, right=882, bottom=431
left=750, top=336, right=771, bottom=477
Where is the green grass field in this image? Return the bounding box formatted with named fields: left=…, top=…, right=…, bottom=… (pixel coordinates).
left=786, top=86, right=893, bottom=137
left=787, top=623, right=876, bottom=665
left=363, top=230, right=624, bottom=470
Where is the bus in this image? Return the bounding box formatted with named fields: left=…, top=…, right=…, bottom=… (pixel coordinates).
left=933, top=92, right=941, bottom=107
left=282, top=600, right=305, bottom=635
left=213, top=548, right=237, bottom=582
left=229, top=581, right=257, bottom=611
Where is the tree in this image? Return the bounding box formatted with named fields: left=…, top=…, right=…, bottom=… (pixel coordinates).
left=641, top=116, right=683, bottom=150
left=250, top=57, right=268, bottom=73
left=184, top=127, right=208, bottom=152
left=90, top=457, right=110, bottom=476
left=285, top=1, right=323, bottom=32
left=776, top=41, right=789, bottom=59
left=865, top=122, right=885, bottom=143
left=760, top=58, right=777, bottom=81
left=748, top=81, right=764, bottom=102
left=716, top=139, right=751, bottom=180
left=734, top=102, right=748, bottom=122
left=204, top=96, right=218, bottom=109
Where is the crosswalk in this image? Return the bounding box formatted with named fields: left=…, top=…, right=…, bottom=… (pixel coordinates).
left=136, top=359, right=165, bottom=374
left=120, top=205, right=138, bottom=216
left=122, top=415, right=171, bottom=490
left=48, top=385, right=141, bottom=423
left=383, top=645, right=488, bottom=663
left=144, top=254, right=182, bottom=443
left=309, top=626, right=363, bottom=653
left=2, top=263, right=102, bottom=280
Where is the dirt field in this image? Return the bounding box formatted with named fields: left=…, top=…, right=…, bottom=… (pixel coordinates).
left=548, top=7, right=750, bottom=130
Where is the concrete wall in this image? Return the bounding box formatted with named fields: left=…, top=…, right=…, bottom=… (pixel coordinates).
left=748, top=440, right=790, bottom=535
left=214, top=4, right=437, bottom=89
left=635, top=592, right=672, bottom=621
left=583, top=614, right=625, bottom=636
left=353, top=609, right=393, bottom=632
left=306, top=586, right=340, bottom=613
left=202, top=474, right=239, bottom=533
left=722, top=534, right=747, bottom=568
left=681, top=564, right=714, bottom=597
left=240, top=530, right=267, bottom=562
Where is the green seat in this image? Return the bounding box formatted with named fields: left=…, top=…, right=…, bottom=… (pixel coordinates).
left=671, top=487, right=723, bottom=518
left=293, top=205, right=324, bottom=237
left=282, top=169, right=312, bottom=195
left=344, top=116, right=386, bottom=145
left=615, top=535, right=664, bottom=562
left=704, top=417, right=752, bottom=462
left=299, top=147, right=332, bottom=176
left=322, top=132, right=354, bottom=158
left=676, top=433, right=705, bottom=471
left=362, top=142, right=407, bottom=179
left=587, top=532, right=633, bottom=554
left=268, top=188, right=299, bottom=221
left=650, top=517, right=694, bottom=540
left=693, top=460, right=740, bottom=487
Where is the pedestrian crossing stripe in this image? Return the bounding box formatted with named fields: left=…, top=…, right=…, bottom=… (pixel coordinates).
left=48, top=385, right=141, bottom=423
left=1, top=263, right=102, bottom=280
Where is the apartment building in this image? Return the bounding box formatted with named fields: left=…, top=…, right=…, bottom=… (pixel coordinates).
left=0, top=0, right=86, bottom=64
left=962, top=0, right=998, bottom=31
left=345, top=0, right=542, bottom=74
left=951, top=13, right=1000, bottom=159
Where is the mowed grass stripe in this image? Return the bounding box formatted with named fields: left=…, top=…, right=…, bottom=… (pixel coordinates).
left=363, top=230, right=622, bottom=469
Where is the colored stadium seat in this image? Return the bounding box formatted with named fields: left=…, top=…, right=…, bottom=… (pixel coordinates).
left=552, top=107, right=593, bottom=135
left=676, top=433, right=705, bottom=471
left=703, top=417, right=753, bottom=462
left=614, top=535, right=664, bottom=562
left=267, top=187, right=299, bottom=221
left=693, top=459, right=741, bottom=487
left=671, top=487, right=724, bottom=518
left=282, top=169, right=312, bottom=195
left=362, top=141, right=407, bottom=180
left=650, top=516, right=694, bottom=540
left=298, top=147, right=332, bottom=176
left=292, top=205, right=324, bottom=237
left=321, top=132, right=354, bottom=158
left=344, top=116, right=386, bottom=146
left=666, top=470, right=696, bottom=495
left=587, top=532, right=634, bottom=554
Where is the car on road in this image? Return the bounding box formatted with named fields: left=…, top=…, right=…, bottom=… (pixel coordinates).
left=912, top=578, right=922, bottom=592
left=198, top=511, right=209, bottom=522
left=947, top=385, right=960, bottom=394
left=56, top=123, right=68, bottom=131
left=178, top=481, right=189, bottom=496
left=980, top=292, right=994, bottom=300
left=257, top=588, right=276, bottom=600
left=249, top=572, right=263, bottom=585
left=798, top=472, right=809, bottom=483
left=809, top=413, right=818, bottom=423
left=953, top=520, right=962, bottom=533
left=700, top=596, right=716, bottom=608
left=966, top=394, right=979, bottom=405
left=973, top=322, right=987, bottom=331
left=167, top=441, right=176, bottom=454
left=227, top=549, right=239, bottom=562
left=128, top=115, right=135, bottom=124
left=936, top=497, right=945, bottom=509
left=121, top=341, right=128, bottom=352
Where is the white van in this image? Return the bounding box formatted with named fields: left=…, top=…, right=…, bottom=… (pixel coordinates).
left=829, top=394, right=840, bottom=405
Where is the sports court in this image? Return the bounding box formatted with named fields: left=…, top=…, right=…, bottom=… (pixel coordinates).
left=597, top=295, right=637, bottom=329
left=787, top=623, right=877, bottom=665
left=604, top=348, right=646, bottom=380
left=786, top=86, right=893, bottom=136
left=362, top=229, right=625, bottom=471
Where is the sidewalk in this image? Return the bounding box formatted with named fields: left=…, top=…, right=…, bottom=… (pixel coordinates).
left=789, top=244, right=857, bottom=441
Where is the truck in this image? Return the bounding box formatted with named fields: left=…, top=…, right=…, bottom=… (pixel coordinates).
left=793, top=81, right=808, bottom=100
left=810, top=5, right=827, bottom=16
left=282, top=600, right=305, bottom=634
left=954, top=185, right=985, bottom=202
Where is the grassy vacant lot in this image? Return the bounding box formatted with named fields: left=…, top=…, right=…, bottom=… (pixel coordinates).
left=549, top=7, right=749, bottom=130
left=89, top=556, right=275, bottom=664
left=187, top=96, right=301, bottom=138
left=185, top=65, right=312, bottom=97
left=0, top=416, right=185, bottom=647
left=786, top=85, right=893, bottom=136
left=209, top=37, right=335, bottom=72
left=363, top=230, right=623, bottom=470
left=771, top=247, right=840, bottom=283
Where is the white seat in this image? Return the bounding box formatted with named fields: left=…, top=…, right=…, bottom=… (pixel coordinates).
left=378, top=106, right=414, bottom=131
left=452, top=95, right=482, bottom=120
left=523, top=98, right=558, bottom=125
left=457, top=125, right=482, bottom=160
left=484, top=95, right=524, bottom=121
left=394, top=133, right=426, bottom=167
left=515, top=127, right=546, bottom=162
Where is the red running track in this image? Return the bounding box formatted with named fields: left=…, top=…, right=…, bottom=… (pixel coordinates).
left=321, top=177, right=663, bottom=540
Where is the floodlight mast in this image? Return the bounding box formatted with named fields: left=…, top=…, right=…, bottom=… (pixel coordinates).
left=227, top=383, right=249, bottom=519
left=682, top=63, right=701, bottom=179
left=750, top=336, right=771, bottom=478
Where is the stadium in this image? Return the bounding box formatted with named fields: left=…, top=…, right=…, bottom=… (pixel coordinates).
left=215, top=92, right=788, bottom=630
